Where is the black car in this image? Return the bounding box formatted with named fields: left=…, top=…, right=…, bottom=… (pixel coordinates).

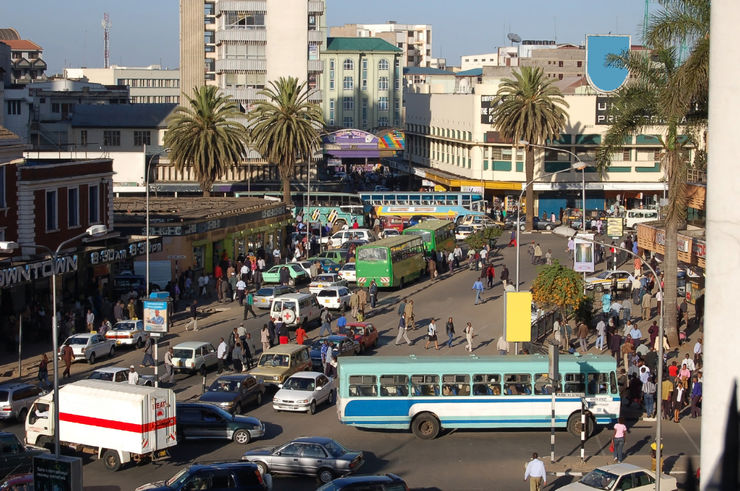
left=505, top=216, right=559, bottom=231
left=198, top=374, right=265, bottom=414
left=307, top=335, right=360, bottom=371
left=317, top=473, right=408, bottom=491
left=176, top=403, right=265, bottom=445
left=134, top=462, right=271, bottom=491
left=0, top=432, right=46, bottom=481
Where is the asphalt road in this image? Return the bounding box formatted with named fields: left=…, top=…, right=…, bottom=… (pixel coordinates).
left=0, top=232, right=701, bottom=490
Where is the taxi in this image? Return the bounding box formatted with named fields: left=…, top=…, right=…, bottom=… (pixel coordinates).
left=308, top=273, right=347, bottom=295
left=584, top=269, right=632, bottom=291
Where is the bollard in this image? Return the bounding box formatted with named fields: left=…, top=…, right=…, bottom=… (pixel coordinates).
left=580, top=399, right=586, bottom=462
left=202, top=374, right=207, bottom=394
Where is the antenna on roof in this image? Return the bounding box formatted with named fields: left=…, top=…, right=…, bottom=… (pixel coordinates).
left=507, top=33, right=521, bottom=45
left=102, top=13, right=111, bottom=69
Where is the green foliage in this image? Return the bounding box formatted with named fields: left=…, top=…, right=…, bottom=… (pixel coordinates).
left=575, top=296, right=594, bottom=325
left=463, top=226, right=502, bottom=251
left=531, top=260, right=585, bottom=319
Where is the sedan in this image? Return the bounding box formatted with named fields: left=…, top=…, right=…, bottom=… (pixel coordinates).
left=381, top=228, right=400, bottom=238
left=262, top=264, right=309, bottom=286
left=242, top=436, right=365, bottom=484
left=316, top=286, right=351, bottom=311
left=308, top=335, right=360, bottom=371
left=273, top=372, right=336, bottom=414
left=309, top=274, right=348, bottom=295
left=585, top=270, right=632, bottom=291
left=346, top=322, right=378, bottom=353
left=558, top=463, right=677, bottom=490
left=176, top=402, right=265, bottom=445
left=455, top=225, right=475, bottom=241
left=135, top=462, right=272, bottom=491
left=507, top=216, right=560, bottom=231
left=59, top=333, right=115, bottom=364
left=104, top=320, right=146, bottom=348
left=306, top=257, right=341, bottom=274
left=87, top=367, right=155, bottom=386
left=253, top=285, right=296, bottom=309
left=198, top=374, right=266, bottom=414
left=337, top=262, right=356, bottom=282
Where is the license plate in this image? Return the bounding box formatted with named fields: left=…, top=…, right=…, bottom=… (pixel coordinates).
left=324, top=299, right=330, bottom=303
left=116, top=341, right=123, bottom=345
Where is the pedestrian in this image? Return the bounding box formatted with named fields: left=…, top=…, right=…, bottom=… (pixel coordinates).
left=217, top=337, right=228, bottom=373
left=577, top=321, right=589, bottom=353
left=661, top=376, right=674, bottom=420
left=642, top=375, right=656, bottom=419
left=595, top=317, right=606, bottom=351
left=673, top=379, right=685, bottom=422
left=690, top=375, right=702, bottom=418
left=236, top=277, right=246, bottom=305
left=267, top=318, right=277, bottom=347
left=349, top=291, right=359, bottom=320
left=278, top=322, right=289, bottom=344
left=497, top=335, right=509, bottom=355
left=612, top=417, right=628, bottom=463
left=425, top=318, right=440, bottom=350
left=533, top=243, right=542, bottom=265
left=655, top=289, right=663, bottom=316
left=185, top=300, right=199, bottom=331
left=397, top=298, right=406, bottom=318
left=394, top=313, right=412, bottom=346
left=319, top=308, right=332, bottom=337
left=128, top=365, right=140, bottom=385
left=545, top=249, right=553, bottom=265
left=336, top=312, right=347, bottom=334
left=528, top=242, right=536, bottom=264
left=244, top=333, right=255, bottom=369
left=403, top=299, right=415, bottom=330
left=162, top=347, right=175, bottom=385
left=261, top=324, right=271, bottom=354
left=642, top=291, right=652, bottom=321
left=127, top=298, right=136, bottom=319
left=61, top=342, right=73, bottom=378
left=113, top=301, right=124, bottom=322
left=693, top=338, right=703, bottom=366
left=231, top=343, right=243, bottom=373
left=295, top=322, right=307, bottom=345
left=500, top=265, right=510, bottom=288
left=37, top=353, right=50, bottom=390
left=369, top=280, right=378, bottom=309
left=486, top=264, right=495, bottom=289
left=523, top=452, right=547, bottom=491
left=320, top=339, right=330, bottom=373
left=141, top=334, right=154, bottom=367
left=472, top=278, right=484, bottom=305
left=86, top=309, right=95, bottom=332
left=464, top=322, right=474, bottom=352
left=243, top=290, right=257, bottom=320
left=445, top=317, right=455, bottom=348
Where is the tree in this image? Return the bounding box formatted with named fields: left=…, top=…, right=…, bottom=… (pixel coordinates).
left=247, top=77, right=324, bottom=206
left=531, top=260, right=585, bottom=321
left=164, top=85, right=248, bottom=196
left=490, top=66, right=569, bottom=231
left=463, top=227, right=502, bottom=251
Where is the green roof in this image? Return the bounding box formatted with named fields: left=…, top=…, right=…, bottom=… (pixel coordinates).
left=325, top=37, right=402, bottom=53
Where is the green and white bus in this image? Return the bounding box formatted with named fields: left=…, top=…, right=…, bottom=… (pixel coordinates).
left=355, top=235, right=426, bottom=289
left=402, top=219, right=455, bottom=254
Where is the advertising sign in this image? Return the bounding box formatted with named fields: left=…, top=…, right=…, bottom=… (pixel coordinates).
left=606, top=217, right=624, bottom=239
left=574, top=234, right=595, bottom=273
left=143, top=299, right=169, bottom=334
left=585, top=34, right=630, bottom=93
left=34, top=454, right=83, bottom=491
left=504, top=291, right=533, bottom=343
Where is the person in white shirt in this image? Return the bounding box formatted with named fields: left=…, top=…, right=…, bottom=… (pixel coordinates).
left=595, top=319, right=606, bottom=351
left=217, top=338, right=228, bottom=373
left=693, top=337, right=702, bottom=365
left=681, top=353, right=696, bottom=372
left=425, top=319, right=439, bottom=350
left=524, top=452, right=547, bottom=490
left=236, top=279, right=247, bottom=305
left=128, top=365, right=139, bottom=385
left=240, top=264, right=249, bottom=278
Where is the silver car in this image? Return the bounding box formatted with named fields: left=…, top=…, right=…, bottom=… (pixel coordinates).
left=0, top=383, right=44, bottom=422
left=253, top=285, right=296, bottom=309
left=87, top=367, right=155, bottom=386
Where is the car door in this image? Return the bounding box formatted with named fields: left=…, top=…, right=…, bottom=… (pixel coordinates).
left=631, top=471, right=656, bottom=490
left=315, top=374, right=331, bottom=404
left=200, top=407, right=229, bottom=439
left=177, top=407, right=202, bottom=439
left=272, top=442, right=303, bottom=473
left=242, top=377, right=257, bottom=404
left=114, top=370, right=127, bottom=383
left=614, top=473, right=635, bottom=490
left=298, top=443, right=329, bottom=476
left=205, top=344, right=218, bottom=367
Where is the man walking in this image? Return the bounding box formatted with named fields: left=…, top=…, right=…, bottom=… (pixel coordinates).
left=497, top=335, right=509, bottom=355
left=162, top=347, right=175, bottom=385
left=217, top=337, right=228, bottom=374
left=61, top=341, right=74, bottom=378
left=595, top=317, right=606, bottom=351
left=500, top=265, right=510, bottom=289
left=185, top=300, right=199, bottom=331
left=577, top=321, right=589, bottom=353
left=128, top=365, right=140, bottom=385
left=445, top=317, right=455, bottom=348
left=243, top=290, right=257, bottom=320
left=524, top=452, right=547, bottom=491
left=369, top=280, right=378, bottom=309
left=472, top=279, right=484, bottom=305
left=319, top=308, right=332, bottom=337
left=533, top=243, right=543, bottom=265
left=403, top=299, right=415, bottom=330
left=395, top=313, right=412, bottom=346
left=141, top=334, right=155, bottom=367
left=464, top=322, right=474, bottom=352
left=642, top=291, right=652, bottom=321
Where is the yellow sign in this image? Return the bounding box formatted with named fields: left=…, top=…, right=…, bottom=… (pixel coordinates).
left=505, top=291, right=532, bottom=343
left=607, top=217, right=624, bottom=238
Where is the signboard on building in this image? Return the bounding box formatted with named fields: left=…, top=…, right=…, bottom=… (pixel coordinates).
left=0, top=255, right=78, bottom=289
left=585, top=35, right=630, bottom=93
left=480, top=95, right=500, bottom=124
left=88, top=238, right=163, bottom=265
left=574, top=233, right=595, bottom=273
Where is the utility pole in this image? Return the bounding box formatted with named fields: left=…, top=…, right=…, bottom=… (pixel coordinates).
left=102, top=13, right=111, bottom=69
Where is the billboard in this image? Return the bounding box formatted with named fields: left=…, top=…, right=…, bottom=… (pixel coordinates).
left=585, top=35, right=630, bottom=93
left=505, top=291, right=532, bottom=343
left=607, top=217, right=624, bottom=239
left=574, top=233, right=595, bottom=273
left=143, top=299, right=169, bottom=333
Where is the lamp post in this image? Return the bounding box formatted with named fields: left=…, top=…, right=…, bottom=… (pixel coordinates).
left=554, top=225, right=665, bottom=490
left=0, top=224, right=107, bottom=458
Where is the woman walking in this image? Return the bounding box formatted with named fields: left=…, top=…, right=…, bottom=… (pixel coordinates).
left=445, top=317, right=455, bottom=348
left=612, top=417, right=628, bottom=463
left=37, top=353, right=50, bottom=391
left=464, top=322, right=474, bottom=352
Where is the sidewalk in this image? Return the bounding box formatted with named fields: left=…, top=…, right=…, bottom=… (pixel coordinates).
left=547, top=452, right=696, bottom=477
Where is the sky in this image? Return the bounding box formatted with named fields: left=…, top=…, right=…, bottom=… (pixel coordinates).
left=2, top=0, right=653, bottom=75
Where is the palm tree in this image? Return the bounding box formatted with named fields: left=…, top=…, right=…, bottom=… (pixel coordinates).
left=489, top=66, right=569, bottom=231
left=247, top=77, right=324, bottom=206
left=164, top=85, right=248, bottom=196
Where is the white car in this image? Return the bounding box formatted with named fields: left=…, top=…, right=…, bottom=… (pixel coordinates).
left=585, top=270, right=632, bottom=291
left=328, top=229, right=376, bottom=248
left=272, top=371, right=336, bottom=414
left=291, top=260, right=313, bottom=277
left=559, top=463, right=677, bottom=490
left=455, top=225, right=475, bottom=241
left=316, top=286, right=352, bottom=311
left=60, top=333, right=116, bottom=364
left=338, top=262, right=357, bottom=282
left=253, top=285, right=296, bottom=309
left=104, top=320, right=146, bottom=348
left=381, top=228, right=400, bottom=238
left=308, top=274, right=348, bottom=294
left=87, top=366, right=155, bottom=386
left=172, top=341, right=219, bottom=376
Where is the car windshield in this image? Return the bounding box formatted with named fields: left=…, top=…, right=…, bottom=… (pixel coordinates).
left=315, top=275, right=334, bottom=282
left=256, top=288, right=274, bottom=296
left=342, top=264, right=355, bottom=270
left=322, top=440, right=348, bottom=458
left=357, top=247, right=388, bottom=262
left=289, top=264, right=303, bottom=272
left=579, top=469, right=619, bottom=490
left=317, top=290, right=337, bottom=298
left=165, top=468, right=191, bottom=487
left=67, top=337, right=88, bottom=345
left=88, top=371, right=115, bottom=381
left=258, top=354, right=289, bottom=367
left=596, top=271, right=610, bottom=279
left=209, top=378, right=239, bottom=392
left=283, top=377, right=315, bottom=391
left=112, top=323, right=136, bottom=331
left=173, top=348, right=193, bottom=359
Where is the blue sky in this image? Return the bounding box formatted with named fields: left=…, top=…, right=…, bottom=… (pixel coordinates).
left=2, top=0, right=651, bottom=74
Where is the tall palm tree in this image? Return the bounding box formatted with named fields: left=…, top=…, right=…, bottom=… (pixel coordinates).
left=164, top=85, right=248, bottom=196
left=247, top=77, right=324, bottom=206
left=489, top=66, right=569, bottom=230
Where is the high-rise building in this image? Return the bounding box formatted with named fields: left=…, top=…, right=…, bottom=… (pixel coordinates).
left=330, top=22, right=432, bottom=68
left=179, top=0, right=326, bottom=111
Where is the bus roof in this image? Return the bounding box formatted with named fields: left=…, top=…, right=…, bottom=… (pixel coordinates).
left=357, top=235, right=422, bottom=249
left=403, top=219, right=453, bottom=232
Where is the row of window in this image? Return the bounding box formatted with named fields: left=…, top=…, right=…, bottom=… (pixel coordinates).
left=117, top=78, right=179, bottom=88
left=130, top=96, right=179, bottom=104
left=341, top=58, right=391, bottom=72
left=45, top=185, right=101, bottom=232
left=79, top=130, right=151, bottom=147
left=329, top=59, right=400, bottom=92
left=407, top=124, right=473, bottom=141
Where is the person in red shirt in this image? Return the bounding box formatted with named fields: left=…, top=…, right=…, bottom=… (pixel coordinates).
left=214, top=264, right=223, bottom=279
left=352, top=219, right=359, bottom=229
left=668, top=361, right=679, bottom=378
left=295, top=324, right=307, bottom=345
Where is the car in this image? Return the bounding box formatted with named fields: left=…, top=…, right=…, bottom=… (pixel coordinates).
left=315, top=250, right=348, bottom=266
left=171, top=341, right=219, bottom=376
left=558, top=463, right=677, bottom=490
left=306, top=257, right=342, bottom=274
left=316, top=286, right=352, bottom=311
left=455, top=225, right=475, bottom=241
left=407, top=215, right=436, bottom=227
left=261, top=264, right=310, bottom=286
left=135, top=462, right=272, bottom=491
left=470, top=217, right=500, bottom=231
left=585, top=270, right=633, bottom=291
left=104, top=320, right=146, bottom=348
left=327, top=230, right=376, bottom=248
left=273, top=371, right=336, bottom=414
left=317, top=473, right=408, bottom=491
left=0, top=432, right=46, bottom=482
left=381, top=228, right=401, bottom=238
left=59, top=333, right=116, bottom=364
left=87, top=367, right=155, bottom=386
left=270, top=293, right=323, bottom=328
left=307, top=335, right=360, bottom=371
left=337, top=262, right=356, bottom=282
left=0, top=383, right=44, bottom=423
left=346, top=322, right=379, bottom=353
left=198, top=374, right=266, bottom=414
left=309, top=274, right=348, bottom=295
left=253, top=285, right=296, bottom=309
left=249, top=344, right=312, bottom=387
left=242, top=436, right=364, bottom=484
left=0, top=473, right=33, bottom=490
left=176, top=402, right=265, bottom=445
left=506, top=216, right=559, bottom=231
left=290, top=260, right=314, bottom=277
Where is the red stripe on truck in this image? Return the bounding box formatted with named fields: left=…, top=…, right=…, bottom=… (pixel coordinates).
left=60, top=412, right=176, bottom=433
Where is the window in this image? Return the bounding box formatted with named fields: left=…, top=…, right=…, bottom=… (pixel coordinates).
left=329, top=60, right=335, bottom=90
left=533, top=373, right=554, bottom=395
left=563, top=373, right=586, bottom=393
left=361, top=59, right=368, bottom=90
left=361, top=98, right=368, bottom=128
left=343, top=58, right=354, bottom=71
left=378, top=96, right=388, bottom=112
left=577, top=61, right=583, bottom=68
left=103, top=130, right=120, bottom=147
left=442, top=374, right=470, bottom=396
left=89, top=184, right=100, bottom=224
left=343, top=76, right=353, bottom=90
left=329, top=100, right=335, bottom=126
left=67, top=188, right=79, bottom=228
left=587, top=373, right=609, bottom=395
left=378, top=76, right=389, bottom=91
left=342, top=97, right=354, bottom=111
left=343, top=116, right=353, bottom=128
left=411, top=374, right=439, bottom=396
left=134, top=131, right=151, bottom=146
left=379, top=375, right=409, bottom=396
left=378, top=59, right=389, bottom=71
left=46, top=190, right=58, bottom=231
left=348, top=375, right=377, bottom=397
left=378, top=116, right=388, bottom=127
left=6, top=100, right=21, bottom=115
left=503, top=374, right=532, bottom=395
left=558, top=60, right=564, bottom=67
left=80, top=130, right=88, bottom=146
left=473, top=374, right=501, bottom=395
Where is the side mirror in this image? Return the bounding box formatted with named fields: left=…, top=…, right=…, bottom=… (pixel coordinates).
left=316, top=386, right=323, bottom=391
left=277, top=384, right=283, bottom=389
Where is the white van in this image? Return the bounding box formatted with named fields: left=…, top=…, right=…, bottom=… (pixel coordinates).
left=625, top=209, right=660, bottom=229
left=270, top=293, right=322, bottom=328
left=328, top=228, right=377, bottom=248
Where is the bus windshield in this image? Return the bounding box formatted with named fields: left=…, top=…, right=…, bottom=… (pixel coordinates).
left=357, top=248, right=388, bottom=262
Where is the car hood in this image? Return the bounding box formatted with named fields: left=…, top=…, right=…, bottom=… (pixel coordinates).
left=243, top=447, right=274, bottom=457
left=199, top=392, right=239, bottom=404
left=250, top=366, right=287, bottom=378
left=232, top=415, right=261, bottom=426
left=555, top=483, right=594, bottom=490
left=134, top=482, right=167, bottom=491
left=274, top=388, right=314, bottom=399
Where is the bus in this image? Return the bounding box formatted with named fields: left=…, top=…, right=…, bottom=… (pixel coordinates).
left=337, top=354, right=620, bottom=440
left=402, top=219, right=455, bottom=254
left=355, top=235, right=426, bottom=289
left=359, top=192, right=486, bottom=222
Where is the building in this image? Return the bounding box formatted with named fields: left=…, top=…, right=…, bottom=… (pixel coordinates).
left=0, top=28, right=47, bottom=85
left=0, top=126, right=23, bottom=242
left=460, top=52, right=500, bottom=71
left=403, top=67, right=455, bottom=94
left=321, top=37, right=402, bottom=132
left=330, top=22, right=432, bottom=68
left=64, top=65, right=180, bottom=104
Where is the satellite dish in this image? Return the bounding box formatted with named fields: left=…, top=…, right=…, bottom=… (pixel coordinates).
left=507, top=33, right=522, bottom=44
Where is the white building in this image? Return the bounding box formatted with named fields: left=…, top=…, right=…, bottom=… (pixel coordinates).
left=330, top=21, right=433, bottom=68
left=64, top=65, right=180, bottom=104
left=460, top=53, right=499, bottom=71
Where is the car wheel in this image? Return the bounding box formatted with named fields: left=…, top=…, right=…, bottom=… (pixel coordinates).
left=546, top=224, right=552, bottom=231
left=233, top=429, right=251, bottom=445
left=309, top=400, right=317, bottom=415
left=88, top=352, right=96, bottom=364
left=358, top=343, right=365, bottom=354
left=520, top=224, right=526, bottom=231
left=17, top=407, right=28, bottom=423
left=318, top=467, right=335, bottom=484
left=256, top=462, right=268, bottom=477
left=289, top=278, right=296, bottom=287
left=328, top=390, right=336, bottom=405
left=412, top=412, right=440, bottom=440
left=199, top=365, right=207, bottom=377
left=256, top=392, right=263, bottom=406
left=234, top=403, right=242, bottom=415
left=109, top=346, right=115, bottom=358
left=102, top=449, right=122, bottom=471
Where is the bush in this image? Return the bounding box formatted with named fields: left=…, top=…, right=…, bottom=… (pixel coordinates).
left=464, top=226, right=502, bottom=251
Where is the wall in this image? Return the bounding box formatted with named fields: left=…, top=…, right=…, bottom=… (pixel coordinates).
left=179, top=0, right=205, bottom=100
left=266, top=0, right=308, bottom=83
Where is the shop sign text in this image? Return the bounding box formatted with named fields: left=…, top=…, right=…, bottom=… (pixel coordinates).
left=89, top=240, right=163, bottom=265
left=0, top=255, right=78, bottom=288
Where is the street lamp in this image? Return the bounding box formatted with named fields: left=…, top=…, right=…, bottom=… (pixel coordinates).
left=0, top=224, right=107, bottom=458
left=554, top=225, right=666, bottom=490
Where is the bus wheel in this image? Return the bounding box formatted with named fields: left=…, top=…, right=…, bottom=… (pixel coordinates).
left=411, top=412, right=440, bottom=440
left=567, top=413, right=594, bottom=438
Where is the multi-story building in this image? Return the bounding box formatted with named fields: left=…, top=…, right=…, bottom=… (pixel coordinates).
left=460, top=53, right=500, bottom=71
left=321, top=37, right=402, bottom=132
left=0, top=126, right=23, bottom=243
left=330, top=22, right=432, bottom=68
left=64, top=65, right=180, bottom=104
left=0, top=28, right=47, bottom=85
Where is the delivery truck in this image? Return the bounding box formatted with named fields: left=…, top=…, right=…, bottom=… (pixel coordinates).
left=25, top=379, right=176, bottom=471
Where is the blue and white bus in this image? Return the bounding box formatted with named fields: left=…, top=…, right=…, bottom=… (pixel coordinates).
left=337, top=354, right=620, bottom=439
left=359, top=192, right=486, bottom=222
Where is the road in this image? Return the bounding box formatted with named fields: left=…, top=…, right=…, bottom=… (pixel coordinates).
left=0, top=232, right=701, bottom=490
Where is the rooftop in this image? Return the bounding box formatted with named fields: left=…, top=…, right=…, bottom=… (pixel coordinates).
left=0, top=39, right=41, bottom=51
left=403, top=66, right=453, bottom=76
left=456, top=68, right=483, bottom=77
left=325, top=37, right=402, bottom=53
left=71, top=103, right=176, bottom=128
left=113, top=197, right=283, bottom=223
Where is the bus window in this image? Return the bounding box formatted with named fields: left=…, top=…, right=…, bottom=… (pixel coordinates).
left=610, top=371, right=618, bottom=394
left=411, top=375, right=439, bottom=396
left=504, top=374, right=532, bottom=395
left=357, top=248, right=388, bottom=262
left=587, top=373, right=609, bottom=395
left=473, top=374, right=501, bottom=395
left=564, top=373, right=586, bottom=393
left=349, top=375, right=377, bottom=397
left=409, top=195, right=421, bottom=205
left=380, top=375, right=409, bottom=397
left=442, top=375, right=470, bottom=396
left=534, top=374, right=554, bottom=395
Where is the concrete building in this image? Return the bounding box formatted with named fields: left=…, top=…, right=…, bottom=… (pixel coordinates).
left=64, top=65, right=180, bottom=104
left=0, top=28, right=47, bottom=85
left=460, top=52, right=499, bottom=71
left=321, top=37, right=402, bottom=132
left=330, top=22, right=432, bottom=68
left=0, top=126, right=23, bottom=243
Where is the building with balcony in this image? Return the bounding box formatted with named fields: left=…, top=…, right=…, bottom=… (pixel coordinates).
left=64, top=65, right=180, bottom=104
left=330, top=21, right=433, bottom=69
left=0, top=31, right=47, bottom=85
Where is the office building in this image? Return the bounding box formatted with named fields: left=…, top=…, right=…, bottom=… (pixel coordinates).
left=64, top=65, right=180, bottom=104
left=330, top=22, right=432, bottom=68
